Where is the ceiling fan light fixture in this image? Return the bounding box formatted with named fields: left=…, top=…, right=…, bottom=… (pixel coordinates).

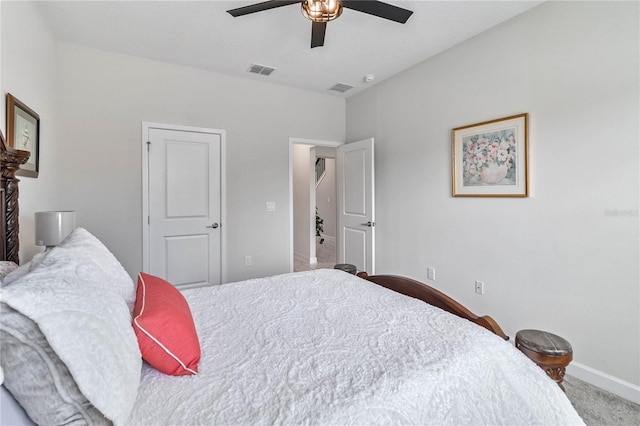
left=301, top=0, right=343, bottom=23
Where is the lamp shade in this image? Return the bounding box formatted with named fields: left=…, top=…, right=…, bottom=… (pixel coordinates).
left=35, top=211, right=76, bottom=247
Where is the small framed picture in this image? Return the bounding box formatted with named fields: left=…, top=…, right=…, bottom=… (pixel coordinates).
left=452, top=113, right=528, bottom=197
left=6, top=93, right=40, bottom=178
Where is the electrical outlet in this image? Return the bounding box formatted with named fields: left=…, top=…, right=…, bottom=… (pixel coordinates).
left=266, top=202, right=276, bottom=212
left=475, top=280, right=484, bottom=295
left=427, top=267, right=436, bottom=281
left=244, top=255, right=252, bottom=266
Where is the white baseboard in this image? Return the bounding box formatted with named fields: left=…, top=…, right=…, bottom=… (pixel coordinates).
left=567, top=362, right=640, bottom=404
left=320, top=234, right=335, bottom=243
left=294, top=252, right=317, bottom=265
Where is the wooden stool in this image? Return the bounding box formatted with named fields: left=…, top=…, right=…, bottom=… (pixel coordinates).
left=334, top=264, right=357, bottom=275
left=516, top=329, right=573, bottom=391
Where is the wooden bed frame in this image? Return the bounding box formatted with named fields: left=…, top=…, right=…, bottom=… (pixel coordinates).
left=0, top=129, right=507, bottom=341
left=1, top=131, right=30, bottom=264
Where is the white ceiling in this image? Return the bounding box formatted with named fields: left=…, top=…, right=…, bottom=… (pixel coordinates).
left=36, top=0, right=543, bottom=97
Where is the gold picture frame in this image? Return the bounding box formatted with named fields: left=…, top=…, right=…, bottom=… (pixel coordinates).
left=452, top=113, right=528, bottom=197
left=6, top=93, right=40, bottom=178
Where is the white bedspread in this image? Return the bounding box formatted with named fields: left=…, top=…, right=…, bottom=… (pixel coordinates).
left=128, top=269, right=583, bottom=425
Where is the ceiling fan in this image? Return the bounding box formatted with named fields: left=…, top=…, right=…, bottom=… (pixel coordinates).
left=227, top=0, right=413, bottom=48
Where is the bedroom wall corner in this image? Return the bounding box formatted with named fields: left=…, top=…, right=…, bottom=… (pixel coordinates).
left=345, top=0, right=639, bottom=392
left=1, top=1, right=61, bottom=263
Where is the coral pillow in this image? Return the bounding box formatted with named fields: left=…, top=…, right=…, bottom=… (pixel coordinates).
left=133, top=273, right=200, bottom=375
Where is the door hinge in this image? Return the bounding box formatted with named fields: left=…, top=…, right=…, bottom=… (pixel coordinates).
left=147, top=215, right=150, bottom=225
left=146, top=141, right=151, bottom=151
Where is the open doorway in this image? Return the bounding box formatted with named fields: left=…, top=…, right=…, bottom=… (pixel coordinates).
left=289, top=138, right=342, bottom=272
left=314, top=153, right=337, bottom=271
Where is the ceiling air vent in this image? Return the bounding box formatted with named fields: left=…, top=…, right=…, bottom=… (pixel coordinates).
left=329, top=83, right=354, bottom=93
left=248, top=63, right=276, bottom=76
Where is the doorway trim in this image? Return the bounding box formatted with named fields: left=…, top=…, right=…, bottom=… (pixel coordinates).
left=142, top=122, right=227, bottom=284
left=289, top=137, right=343, bottom=272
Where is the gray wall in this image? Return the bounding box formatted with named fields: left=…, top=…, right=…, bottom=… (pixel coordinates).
left=346, top=1, right=639, bottom=387
left=2, top=2, right=346, bottom=283
left=54, top=43, right=345, bottom=283
left=1, top=1, right=62, bottom=262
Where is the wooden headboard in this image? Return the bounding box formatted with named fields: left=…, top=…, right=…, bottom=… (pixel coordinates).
left=0, top=131, right=30, bottom=263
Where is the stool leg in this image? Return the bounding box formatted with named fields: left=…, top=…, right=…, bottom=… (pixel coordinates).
left=539, top=364, right=566, bottom=391
left=516, top=343, right=570, bottom=392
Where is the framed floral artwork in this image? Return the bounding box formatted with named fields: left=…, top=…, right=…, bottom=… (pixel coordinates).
left=452, top=113, right=528, bottom=197
left=6, top=93, right=40, bottom=178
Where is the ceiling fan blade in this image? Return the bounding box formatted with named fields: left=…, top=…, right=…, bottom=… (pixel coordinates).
left=341, top=1, right=413, bottom=24
left=311, top=21, right=327, bottom=48
left=227, top=0, right=301, bottom=17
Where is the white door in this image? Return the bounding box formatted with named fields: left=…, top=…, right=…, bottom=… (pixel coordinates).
left=144, top=125, right=223, bottom=289
left=337, top=138, right=375, bottom=274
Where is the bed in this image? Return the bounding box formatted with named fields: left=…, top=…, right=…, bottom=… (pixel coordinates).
left=0, top=133, right=584, bottom=425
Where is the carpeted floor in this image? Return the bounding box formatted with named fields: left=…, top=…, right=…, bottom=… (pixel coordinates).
left=564, top=375, right=640, bottom=425
left=294, top=236, right=336, bottom=272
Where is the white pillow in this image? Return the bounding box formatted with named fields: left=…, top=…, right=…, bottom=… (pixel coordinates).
left=1, top=261, right=31, bottom=287
left=0, top=261, right=18, bottom=285
left=0, top=227, right=140, bottom=424
left=0, top=304, right=108, bottom=424
left=36, top=228, right=137, bottom=311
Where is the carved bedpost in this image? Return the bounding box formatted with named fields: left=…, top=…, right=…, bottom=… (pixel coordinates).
left=1, top=132, right=30, bottom=263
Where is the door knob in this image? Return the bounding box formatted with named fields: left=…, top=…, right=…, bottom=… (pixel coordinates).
left=361, top=221, right=375, bottom=227
left=206, top=223, right=219, bottom=229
